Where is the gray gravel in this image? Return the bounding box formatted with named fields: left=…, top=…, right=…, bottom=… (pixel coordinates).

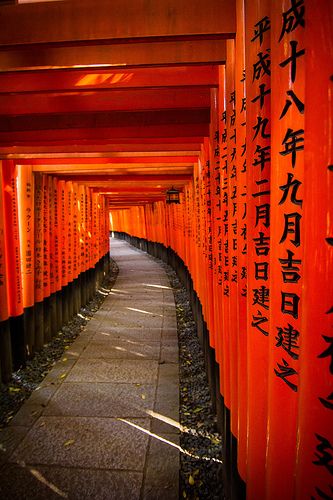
left=160, top=260, right=225, bottom=500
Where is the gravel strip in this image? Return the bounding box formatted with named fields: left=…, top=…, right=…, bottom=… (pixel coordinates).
left=160, top=260, right=225, bottom=500
left=0, top=260, right=119, bottom=429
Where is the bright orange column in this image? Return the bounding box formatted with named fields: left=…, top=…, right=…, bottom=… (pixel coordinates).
left=226, top=38, right=239, bottom=438
left=0, top=164, right=9, bottom=324
left=266, top=1, right=305, bottom=497
left=52, top=177, right=61, bottom=295
left=2, top=160, right=24, bottom=319
left=18, top=165, right=34, bottom=311
left=42, top=175, right=50, bottom=301
left=296, top=1, right=333, bottom=498
left=245, top=0, right=271, bottom=497
left=218, top=65, right=226, bottom=386
left=235, top=0, right=247, bottom=481
left=58, top=180, right=68, bottom=289
left=219, top=64, right=231, bottom=411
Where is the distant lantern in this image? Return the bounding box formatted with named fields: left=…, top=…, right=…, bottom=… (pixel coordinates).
left=166, top=187, right=180, bottom=204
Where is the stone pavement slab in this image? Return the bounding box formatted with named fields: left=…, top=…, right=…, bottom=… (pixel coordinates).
left=0, top=238, right=179, bottom=499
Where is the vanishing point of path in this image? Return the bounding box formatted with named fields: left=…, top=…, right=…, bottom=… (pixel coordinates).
left=0, top=238, right=180, bottom=499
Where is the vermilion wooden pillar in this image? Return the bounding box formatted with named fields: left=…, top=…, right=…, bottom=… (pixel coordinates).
left=296, top=1, right=333, bottom=498
left=226, top=39, right=239, bottom=439
left=48, top=175, right=57, bottom=336
left=58, top=180, right=69, bottom=323
left=42, top=174, right=51, bottom=342
left=245, top=0, right=271, bottom=498
left=2, top=160, right=25, bottom=367
left=235, top=0, right=247, bottom=482
left=219, top=64, right=231, bottom=415
left=53, top=177, right=62, bottom=330
left=210, top=87, right=222, bottom=372
left=266, top=1, right=305, bottom=498
left=218, top=65, right=226, bottom=382
left=18, top=165, right=35, bottom=354
left=0, top=162, right=11, bottom=381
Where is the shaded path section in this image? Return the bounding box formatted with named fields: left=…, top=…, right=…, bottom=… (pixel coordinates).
left=0, top=238, right=179, bottom=499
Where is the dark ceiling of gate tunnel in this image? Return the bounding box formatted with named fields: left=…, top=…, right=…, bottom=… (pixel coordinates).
left=0, top=0, right=235, bottom=207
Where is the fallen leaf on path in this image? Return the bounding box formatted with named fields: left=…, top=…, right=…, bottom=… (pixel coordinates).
left=63, top=439, right=75, bottom=447
left=9, top=387, right=21, bottom=393
left=189, top=474, right=195, bottom=485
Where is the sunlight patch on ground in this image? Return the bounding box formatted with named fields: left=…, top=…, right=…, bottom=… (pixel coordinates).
left=118, top=419, right=223, bottom=464
left=126, top=307, right=163, bottom=317
left=29, top=468, right=68, bottom=498
left=143, top=283, right=172, bottom=290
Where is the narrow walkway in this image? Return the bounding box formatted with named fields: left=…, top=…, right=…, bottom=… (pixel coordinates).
left=0, top=239, right=179, bottom=499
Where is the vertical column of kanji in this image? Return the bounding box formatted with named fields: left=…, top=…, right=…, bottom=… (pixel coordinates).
left=181, top=195, right=186, bottom=261
left=48, top=175, right=57, bottom=336
left=78, top=185, right=87, bottom=306
left=2, top=160, right=24, bottom=319
left=97, top=195, right=102, bottom=263
left=0, top=162, right=11, bottom=381
left=296, top=2, right=333, bottom=497
left=42, top=175, right=51, bottom=342
left=0, top=164, right=8, bottom=324
left=226, top=39, right=239, bottom=439
left=89, top=189, right=95, bottom=267
left=235, top=0, right=247, bottom=481
left=34, top=172, right=44, bottom=349
left=53, top=177, right=62, bottom=329
left=105, top=197, right=109, bottom=255
left=67, top=181, right=75, bottom=318
left=18, top=165, right=35, bottom=355
left=217, top=66, right=226, bottom=373
left=161, top=201, right=167, bottom=247
left=193, top=163, right=202, bottom=297
left=266, top=2, right=305, bottom=498
left=85, top=188, right=90, bottom=271
left=3, top=161, right=25, bottom=365
left=103, top=196, right=109, bottom=260
left=92, top=193, right=98, bottom=269
left=72, top=183, right=80, bottom=313
left=204, top=138, right=215, bottom=346
left=58, top=180, right=69, bottom=323
left=85, top=188, right=91, bottom=269
left=245, top=1, right=271, bottom=497
left=219, top=64, right=231, bottom=417
left=187, top=184, right=195, bottom=280
left=210, top=88, right=221, bottom=360
left=198, top=148, right=208, bottom=327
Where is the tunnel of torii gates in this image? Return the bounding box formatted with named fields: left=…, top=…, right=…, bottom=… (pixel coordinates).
left=0, top=0, right=332, bottom=498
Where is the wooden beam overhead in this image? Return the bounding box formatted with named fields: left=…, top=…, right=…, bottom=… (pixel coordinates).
left=0, top=108, right=209, bottom=132
left=0, top=141, right=202, bottom=157
left=0, top=39, right=227, bottom=72
left=0, top=0, right=235, bottom=46
left=0, top=87, right=211, bottom=115
left=0, top=124, right=209, bottom=144
left=0, top=66, right=218, bottom=93
left=44, top=174, right=192, bottom=182
left=32, top=164, right=194, bottom=173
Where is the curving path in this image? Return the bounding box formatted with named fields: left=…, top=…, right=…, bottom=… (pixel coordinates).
left=0, top=238, right=179, bottom=499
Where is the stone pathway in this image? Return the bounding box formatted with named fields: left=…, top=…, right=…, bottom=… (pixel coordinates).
left=0, top=238, right=179, bottom=499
